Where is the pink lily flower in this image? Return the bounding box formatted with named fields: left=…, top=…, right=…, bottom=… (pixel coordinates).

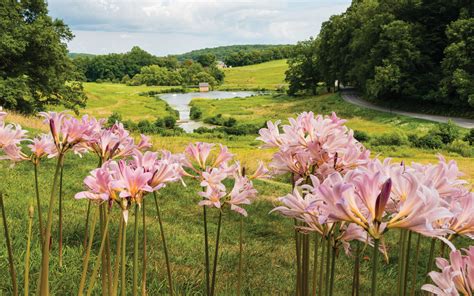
left=28, top=134, right=57, bottom=162
left=75, top=166, right=117, bottom=203
left=185, top=142, right=214, bottom=169
left=200, top=167, right=228, bottom=192
left=226, top=175, right=258, bottom=216
left=422, top=247, right=474, bottom=296
left=199, top=186, right=226, bottom=209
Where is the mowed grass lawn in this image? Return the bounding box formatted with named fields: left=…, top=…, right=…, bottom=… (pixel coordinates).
left=56, top=83, right=179, bottom=121
left=220, top=59, right=288, bottom=90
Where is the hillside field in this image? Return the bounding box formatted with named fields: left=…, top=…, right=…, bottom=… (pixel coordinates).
left=219, top=59, right=288, bottom=90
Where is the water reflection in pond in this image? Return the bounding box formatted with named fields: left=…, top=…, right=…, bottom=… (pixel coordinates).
left=158, top=91, right=258, bottom=132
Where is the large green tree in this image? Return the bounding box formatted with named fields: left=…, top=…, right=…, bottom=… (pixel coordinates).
left=0, top=0, right=86, bottom=113
left=285, top=38, right=321, bottom=95
left=285, top=0, right=473, bottom=108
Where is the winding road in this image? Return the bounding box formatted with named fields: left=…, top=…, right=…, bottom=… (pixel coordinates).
left=340, top=89, right=474, bottom=129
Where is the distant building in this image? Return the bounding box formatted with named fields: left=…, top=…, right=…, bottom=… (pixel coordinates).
left=216, top=60, right=227, bottom=69
left=199, top=82, right=210, bottom=92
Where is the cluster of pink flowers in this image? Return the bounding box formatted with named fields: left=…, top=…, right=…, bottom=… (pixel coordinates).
left=262, top=112, right=473, bottom=259
left=258, top=112, right=370, bottom=180
left=182, top=142, right=269, bottom=216
left=0, top=107, right=29, bottom=162
left=75, top=150, right=183, bottom=223
left=0, top=109, right=153, bottom=165
left=422, top=247, right=474, bottom=295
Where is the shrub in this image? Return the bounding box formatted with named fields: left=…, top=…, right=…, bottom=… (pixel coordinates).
left=353, top=130, right=370, bottom=142
left=122, top=120, right=137, bottom=131
left=433, top=121, right=460, bottom=144
left=204, top=114, right=225, bottom=125
left=409, top=133, right=443, bottom=149
left=190, top=106, right=202, bottom=120
left=154, top=118, right=164, bottom=128
left=463, top=129, right=474, bottom=145
left=194, top=127, right=215, bottom=134
left=446, top=140, right=474, bottom=157
left=372, top=131, right=408, bottom=146
left=164, top=116, right=176, bottom=129
left=107, top=112, right=122, bottom=126
left=137, top=120, right=155, bottom=133
left=223, top=117, right=237, bottom=127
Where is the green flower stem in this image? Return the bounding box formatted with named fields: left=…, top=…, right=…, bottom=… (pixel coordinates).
left=58, top=163, right=64, bottom=267
left=294, top=220, right=301, bottom=296
left=121, top=218, right=127, bottom=296
left=237, top=216, right=243, bottom=296
left=329, top=246, right=337, bottom=296
left=99, top=205, right=108, bottom=296
left=141, top=200, right=147, bottom=296
left=397, top=230, right=406, bottom=296
left=33, top=163, right=44, bottom=243
left=39, top=152, right=65, bottom=296
left=82, top=200, right=92, bottom=250
left=86, top=209, right=110, bottom=296
left=371, top=239, right=379, bottom=296
left=132, top=204, right=139, bottom=296
left=352, top=241, right=360, bottom=296
left=203, top=204, right=210, bottom=296
left=210, top=210, right=223, bottom=296
left=78, top=207, right=99, bottom=296
left=111, top=215, right=124, bottom=296
left=105, top=208, right=113, bottom=295
left=153, top=192, right=173, bottom=296
left=311, top=235, right=320, bottom=296
left=426, top=238, right=436, bottom=281
left=324, top=238, right=330, bottom=296
left=24, top=206, right=34, bottom=296
left=409, top=233, right=422, bottom=296
left=0, top=192, right=18, bottom=296
left=303, top=233, right=310, bottom=296
left=403, top=231, right=413, bottom=296
left=318, top=236, right=326, bottom=296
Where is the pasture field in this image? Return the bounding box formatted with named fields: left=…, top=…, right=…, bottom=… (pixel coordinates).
left=52, top=83, right=179, bottom=121
left=219, top=59, right=288, bottom=90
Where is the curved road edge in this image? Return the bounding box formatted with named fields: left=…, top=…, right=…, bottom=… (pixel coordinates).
left=340, top=90, right=474, bottom=129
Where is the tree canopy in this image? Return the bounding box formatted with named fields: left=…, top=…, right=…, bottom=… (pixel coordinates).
left=286, top=0, right=473, bottom=108
left=0, top=0, right=86, bottom=113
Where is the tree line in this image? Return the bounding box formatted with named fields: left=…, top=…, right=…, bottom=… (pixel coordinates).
left=286, top=0, right=473, bottom=108
left=73, top=47, right=225, bottom=87
left=176, top=44, right=294, bottom=67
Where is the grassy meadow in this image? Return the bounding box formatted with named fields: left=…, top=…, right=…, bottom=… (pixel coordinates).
left=219, top=59, right=288, bottom=90
left=52, top=83, right=180, bottom=121
left=1, top=72, right=473, bottom=294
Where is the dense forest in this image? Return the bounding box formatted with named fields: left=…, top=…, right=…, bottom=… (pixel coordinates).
left=286, top=0, right=474, bottom=108
left=176, top=44, right=294, bottom=67
left=73, top=47, right=224, bottom=87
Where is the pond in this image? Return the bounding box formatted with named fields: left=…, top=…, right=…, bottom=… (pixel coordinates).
left=158, top=91, right=258, bottom=132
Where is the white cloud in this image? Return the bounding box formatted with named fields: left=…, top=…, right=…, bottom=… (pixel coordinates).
left=47, top=0, right=350, bottom=55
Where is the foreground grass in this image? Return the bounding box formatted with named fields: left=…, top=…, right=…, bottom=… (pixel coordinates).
left=219, top=59, right=288, bottom=90
left=1, top=151, right=471, bottom=295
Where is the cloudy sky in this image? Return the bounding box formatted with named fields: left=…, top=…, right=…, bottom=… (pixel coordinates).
left=47, top=0, right=351, bottom=56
